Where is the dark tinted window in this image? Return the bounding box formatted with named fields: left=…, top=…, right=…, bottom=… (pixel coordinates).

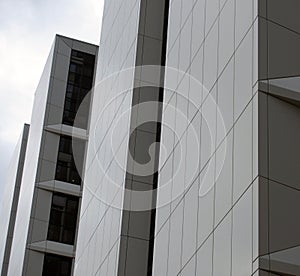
left=62, top=50, right=95, bottom=129
left=42, top=253, right=72, bottom=276
left=47, top=193, right=79, bottom=245
left=55, top=135, right=85, bottom=185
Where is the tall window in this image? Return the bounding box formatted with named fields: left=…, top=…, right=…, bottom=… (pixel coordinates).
left=42, top=253, right=72, bottom=276
left=55, top=135, right=85, bottom=185
left=62, top=50, right=95, bottom=129
left=47, top=193, right=79, bottom=245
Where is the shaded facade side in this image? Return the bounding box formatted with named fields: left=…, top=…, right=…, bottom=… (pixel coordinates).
left=255, top=1, right=300, bottom=275
left=117, top=0, right=170, bottom=275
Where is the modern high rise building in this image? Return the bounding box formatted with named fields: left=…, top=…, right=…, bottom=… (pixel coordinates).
left=73, top=0, right=300, bottom=276
left=1, top=35, right=98, bottom=276
left=2, top=1, right=300, bottom=276
left=0, top=124, right=29, bottom=276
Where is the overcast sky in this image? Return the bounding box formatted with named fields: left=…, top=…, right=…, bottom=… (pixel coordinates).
left=0, top=0, right=104, bottom=203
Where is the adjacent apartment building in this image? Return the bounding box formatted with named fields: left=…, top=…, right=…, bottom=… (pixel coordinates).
left=0, top=35, right=98, bottom=276
left=0, top=124, right=29, bottom=276
left=1, top=0, right=300, bottom=276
